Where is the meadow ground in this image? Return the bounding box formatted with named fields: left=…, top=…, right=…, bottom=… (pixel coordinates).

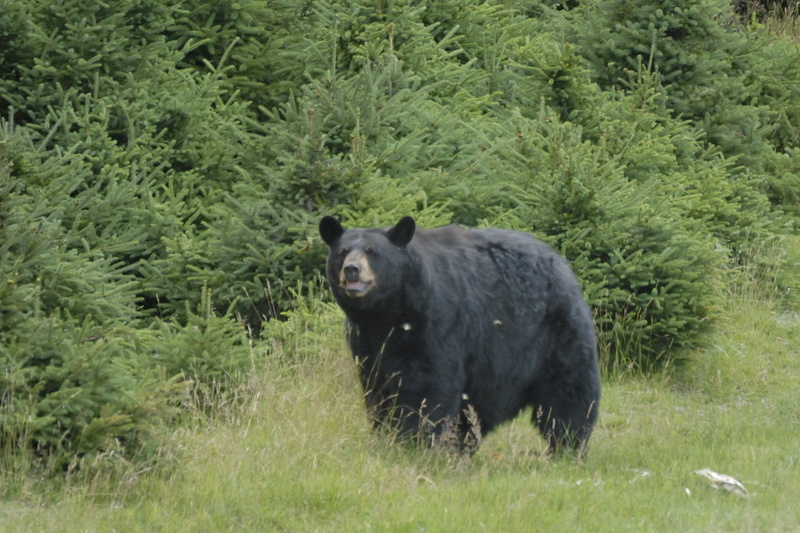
left=2, top=237, right=799, bottom=533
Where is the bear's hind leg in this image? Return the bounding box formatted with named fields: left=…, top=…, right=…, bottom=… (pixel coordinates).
left=532, top=402, right=596, bottom=457
left=426, top=397, right=482, bottom=454
left=529, top=376, right=599, bottom=457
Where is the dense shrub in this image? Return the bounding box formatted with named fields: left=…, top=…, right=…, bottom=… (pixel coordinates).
left=571, top=0, right=800, bottom=217
left=0, top=135, right=180, bottom=468
left=148, top=288, right=254, bottom=404
left=2, top=0, right=799, bottom=467
left=462, top=103, right=727, bottom=368
left=573, top=0, right=740, bottom=119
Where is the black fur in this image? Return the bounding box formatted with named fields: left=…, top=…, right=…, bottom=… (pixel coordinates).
left=319, top=215, right=601, bottom=456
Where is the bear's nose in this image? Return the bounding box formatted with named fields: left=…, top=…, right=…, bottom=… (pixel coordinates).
left=343, top=263, right=361, bottom=282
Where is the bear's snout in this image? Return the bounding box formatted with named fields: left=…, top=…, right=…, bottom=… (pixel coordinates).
left=343, top=263, right=361, bottom=282
left=338, top=251, right=375, bottom=297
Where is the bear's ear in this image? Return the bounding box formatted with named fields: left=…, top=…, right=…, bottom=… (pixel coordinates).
left=319, top=216, right=345, bottom=246
left=388, top=216, right=415, bottom=247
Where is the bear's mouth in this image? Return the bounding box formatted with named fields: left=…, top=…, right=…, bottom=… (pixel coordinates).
left=342, top=280, right=373, bottom=296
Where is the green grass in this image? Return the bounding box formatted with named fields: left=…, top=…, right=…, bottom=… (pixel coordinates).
left=2, top=242, right=800, bottom=532
left=759, top=3, right=800, bottom=41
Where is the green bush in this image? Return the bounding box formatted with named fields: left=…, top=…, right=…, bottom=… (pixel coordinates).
left=0, top=140, right=180, bottom=468
left=472, top=105, right=725, bottom=369
left=573, top=0, right=741, bottom=120
left=0, top=0, right=308, bottom=329
left=2, top=0, right=800, bottom=469
left=572, top=0, right=800, bottom=218
left=148, top=288, right=254, bottom=404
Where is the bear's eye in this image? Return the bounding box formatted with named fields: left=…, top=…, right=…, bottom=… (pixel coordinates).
left=365, top=246, right=377, bottom=257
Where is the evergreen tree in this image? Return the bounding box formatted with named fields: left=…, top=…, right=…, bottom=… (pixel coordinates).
left=1, top=0, right=799, bottom=467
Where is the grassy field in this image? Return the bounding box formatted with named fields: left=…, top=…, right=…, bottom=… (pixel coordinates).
left=2, top=237, right=799, bottom=532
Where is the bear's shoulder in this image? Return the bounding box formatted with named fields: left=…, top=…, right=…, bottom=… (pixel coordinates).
left=414, top=225, right=552, bottom=256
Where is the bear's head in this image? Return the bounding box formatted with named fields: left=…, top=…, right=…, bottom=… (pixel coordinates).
left=319, top=216, right=416, bottom=310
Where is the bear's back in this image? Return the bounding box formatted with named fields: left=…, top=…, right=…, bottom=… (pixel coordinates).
left=412, top=225, right=572, bottom=281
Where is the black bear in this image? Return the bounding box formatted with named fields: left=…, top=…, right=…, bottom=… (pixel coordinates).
left=319, top=215, right=601, bottom=456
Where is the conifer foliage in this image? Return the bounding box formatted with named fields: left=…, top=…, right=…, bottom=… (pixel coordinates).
left=1, top=0, right=799, bottom=468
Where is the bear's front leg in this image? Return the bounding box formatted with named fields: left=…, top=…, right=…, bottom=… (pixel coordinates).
left=389, top=371, right=466, bottom=448
left=357, top=361, right=460, bottom=445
